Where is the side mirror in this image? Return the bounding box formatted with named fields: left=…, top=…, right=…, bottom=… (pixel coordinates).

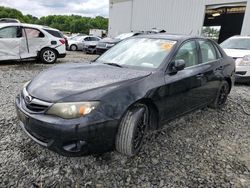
left=171, top=59, right=185, bottom=73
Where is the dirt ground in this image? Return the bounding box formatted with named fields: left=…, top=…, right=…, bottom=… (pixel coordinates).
left=0, top=51, right=249, bottom=188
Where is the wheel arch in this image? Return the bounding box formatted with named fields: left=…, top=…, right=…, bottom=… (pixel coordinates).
left=122, top=98, right=160, bottom=131
left=38, top=47, right=59, bottom=58
left=225, top=77, right=232, bottom=92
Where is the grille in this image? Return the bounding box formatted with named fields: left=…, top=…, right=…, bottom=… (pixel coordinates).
left=22, top=87, right=52, bottom=113
left=25, top=102, right=49, bottom=112
left=88, top=45, right=96, bottom=49
left=236, top=71, right=247, bottom=75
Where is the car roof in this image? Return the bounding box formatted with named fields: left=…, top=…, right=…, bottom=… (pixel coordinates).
left=135, top=33, right=205, bottom=41
left=0, top=22, right=60, bottom=31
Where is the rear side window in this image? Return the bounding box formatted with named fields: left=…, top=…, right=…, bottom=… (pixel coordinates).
left=198, top=40, right=217, bottom=63
left=44, top=29, right=63, bottom=38
left=90, top=37, right=100, bottom=41
left=174, top=41, right=199, bottom=68
left=84, top=37, right=91, bottom=41
left=0, top=26, right=18, bottom=38
left=23, top=28, right=44, bottom=38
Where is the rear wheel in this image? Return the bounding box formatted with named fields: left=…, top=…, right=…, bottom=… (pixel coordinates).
left=70, top=45, right=77, bottom=51
left=40, top=48, right=57, bottom=64
left=209, top=81, right=230, bottom=109
left=115, top=105, right=149, bottom=156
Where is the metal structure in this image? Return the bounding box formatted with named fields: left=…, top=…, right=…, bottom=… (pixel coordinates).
left=109, top=0, right=250, bottom=41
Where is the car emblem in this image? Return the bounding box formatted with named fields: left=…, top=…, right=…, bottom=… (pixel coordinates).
left=25, top=95, right=33, bottom=104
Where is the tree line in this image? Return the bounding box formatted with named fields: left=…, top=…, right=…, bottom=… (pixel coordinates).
left=0, top=6, right=108, bottom=34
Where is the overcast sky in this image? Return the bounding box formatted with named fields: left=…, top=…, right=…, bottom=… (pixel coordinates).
left=0, top=0, right=109, bottom=18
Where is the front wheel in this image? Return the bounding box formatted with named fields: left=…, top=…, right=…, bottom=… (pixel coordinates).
left=40, top=48, right=57, bottom=64
left=209, top=81, right=230, bottom=109
left=115, top=105, right=149, bottom=156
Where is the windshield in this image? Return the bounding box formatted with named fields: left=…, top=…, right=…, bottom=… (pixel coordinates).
left=115, top=33, right=135, bottom=40
left=97, top=38, right=176, bottom=69
left=220, top=38, right=250, bottom=50
left=71, top=36, right=84, bottom=41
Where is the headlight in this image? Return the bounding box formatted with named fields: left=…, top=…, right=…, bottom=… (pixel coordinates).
left=107, top=44, right=115, bottom=47
left=237, top=55, right=250, bottom=66
left=46, top=102, right=99, bottom=119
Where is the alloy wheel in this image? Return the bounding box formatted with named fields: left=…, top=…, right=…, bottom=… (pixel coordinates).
left=43, top=50, right=56, bottom=63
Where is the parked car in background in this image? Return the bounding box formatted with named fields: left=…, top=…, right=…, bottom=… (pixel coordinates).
left=67, top=36, right=100, bottom=51
left=221, top=36, right=250, bottom=83
left=83, top=37, right=101, bottom=54
left=96, top=32, right=142, bottom=54
left=0, top=23, right=66, bottom=63
left=0, top=18, right=20, bottom=23
left=16, top=34, right=235, bottom=157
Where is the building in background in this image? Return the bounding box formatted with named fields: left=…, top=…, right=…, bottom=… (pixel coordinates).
left=89, top=29, right=107, bottom=38
left=109, top=0, right=250, bottom=43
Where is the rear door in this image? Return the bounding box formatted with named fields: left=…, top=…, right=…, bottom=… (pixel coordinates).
left=0, top=26, right=21, bottom=61
left=196, top=39, right=223, bottom=102
left=20, top=27, right=49, bottom=59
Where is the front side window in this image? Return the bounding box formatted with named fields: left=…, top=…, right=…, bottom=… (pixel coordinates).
left=0, top=27, right=18, bottom=38
left=174, top=41, right=199, bottom=68
left=23, top=28, right=44, bottom=38
left=98, top=38, right=176, bottom=69
left=199, top=40, right=217, bottom=63
left=84, top=37, right=91, bottom=41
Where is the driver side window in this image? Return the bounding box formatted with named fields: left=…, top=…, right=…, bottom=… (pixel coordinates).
left=174, top=41, right=198, bottom=68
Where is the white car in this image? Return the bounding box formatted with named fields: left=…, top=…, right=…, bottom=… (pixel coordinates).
left=221, top=36, right=250, bottom=83
left=0, top=23, right=66, bottom=64
left=68, top=36, right=100, bottom=51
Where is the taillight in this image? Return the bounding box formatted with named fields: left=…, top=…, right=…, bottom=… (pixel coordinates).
left=59, top=39, right=65, bottom=44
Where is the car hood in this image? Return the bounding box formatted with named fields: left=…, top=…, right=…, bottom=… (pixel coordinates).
left=223, top=49, right=250, bottom=58
left=27, top=63, right=151, bottom=102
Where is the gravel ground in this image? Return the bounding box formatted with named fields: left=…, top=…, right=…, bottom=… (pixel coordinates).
left=0, top=51, right=250, bottom=188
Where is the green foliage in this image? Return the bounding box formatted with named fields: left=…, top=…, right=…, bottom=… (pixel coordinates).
left=0, top=6, right=108, bottom=34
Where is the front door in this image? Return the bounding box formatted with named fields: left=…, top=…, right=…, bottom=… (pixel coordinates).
left=0, top=26, right=21, bottom=61
left=158, top=40, right=206, bottom=122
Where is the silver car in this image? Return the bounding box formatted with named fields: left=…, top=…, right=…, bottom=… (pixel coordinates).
left=221, top=36, right=250, bottom=83
left=68, top=36, right=100, bottom=51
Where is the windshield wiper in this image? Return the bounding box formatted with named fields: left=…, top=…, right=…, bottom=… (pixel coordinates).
left=104, top=62, right=123, bottom=68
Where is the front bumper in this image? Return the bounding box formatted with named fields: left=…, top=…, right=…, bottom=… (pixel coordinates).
left=96, top=47, right=109, bottom=55
left=83, top=46, right=97, bottom=54
left=235, top=66, right=250, bottom=83
left=15, top=95, right=119, bottom=156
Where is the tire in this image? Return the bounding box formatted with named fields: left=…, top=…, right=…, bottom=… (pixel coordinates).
left=209, top=81, right=230, bottom=109
left=70, top=45, right=78, bottom=51
left=40, top=48, right=57, bottom=64
left=115, top=104, right=149, bottom=156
